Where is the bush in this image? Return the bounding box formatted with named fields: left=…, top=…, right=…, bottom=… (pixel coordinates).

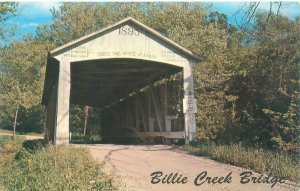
left=14, top=139, right=46, bottom=160
left=1, top=144, right=116, bottom=190
left=70, top=132, right=103, bottom=144
left=17, top=105, right=45, bottom=133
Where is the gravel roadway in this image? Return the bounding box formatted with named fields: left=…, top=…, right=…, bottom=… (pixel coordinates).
left=0, top=132, right=43, bottom=140
left=85, top=144, right=299, bottom=191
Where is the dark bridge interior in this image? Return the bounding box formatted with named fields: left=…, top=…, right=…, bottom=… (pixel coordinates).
left=68, top=58, right=185, bottom=144
left=70, top=58, right=182, bottom=109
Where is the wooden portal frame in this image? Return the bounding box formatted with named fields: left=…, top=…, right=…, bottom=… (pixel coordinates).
left=42, top=17, right=202, bottom=145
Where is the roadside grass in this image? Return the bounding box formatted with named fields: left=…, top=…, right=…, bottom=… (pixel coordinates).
left=183, top=144, right=300, bottom=182
left=0, top=138, right=117, bottom=191
left=0, top=135, right=25, bottom=191
left=0, top=135, right=24, bottom=151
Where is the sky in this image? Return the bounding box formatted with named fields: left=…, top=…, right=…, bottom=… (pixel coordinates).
left=4, top=1, right=300, bottom=40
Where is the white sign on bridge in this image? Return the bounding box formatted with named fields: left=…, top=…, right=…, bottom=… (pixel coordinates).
left=183, top=98, right=197, bottom=113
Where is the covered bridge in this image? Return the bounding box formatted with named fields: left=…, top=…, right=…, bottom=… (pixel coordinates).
left=42, top=17, right=202, bottom=145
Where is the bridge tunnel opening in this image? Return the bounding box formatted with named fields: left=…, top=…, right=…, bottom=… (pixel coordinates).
left=69, top=58, right=185, bottom=144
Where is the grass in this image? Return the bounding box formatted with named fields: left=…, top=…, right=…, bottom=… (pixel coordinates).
left=0, top=137, right=117, bottom=191
left=0, top=135, right=24, bottom=151
left=183, top=144, right=300, bottom=182
left=0, top=135, right=25, bottom=191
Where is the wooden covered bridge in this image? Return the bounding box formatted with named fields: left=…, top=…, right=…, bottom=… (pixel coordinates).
left=42, top=17, right=202, bottom=145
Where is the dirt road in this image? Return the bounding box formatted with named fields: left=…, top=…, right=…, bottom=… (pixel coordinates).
left=86, top=144, right=298, bottom=191
left=0, top=132, right=43, bottom=140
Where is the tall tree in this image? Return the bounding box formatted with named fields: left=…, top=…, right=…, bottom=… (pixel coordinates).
left=0, top=37, right=54, bottom=139
left=83, top=105, right=89, bottom=136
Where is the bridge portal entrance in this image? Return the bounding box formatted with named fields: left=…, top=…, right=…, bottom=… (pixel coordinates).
left=42, top=17, right=202, bottom=144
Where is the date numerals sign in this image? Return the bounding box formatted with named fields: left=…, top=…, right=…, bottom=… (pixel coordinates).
left=119, top=26, right=139, bottom=36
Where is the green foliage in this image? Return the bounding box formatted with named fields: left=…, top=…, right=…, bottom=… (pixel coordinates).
left=0, top=2, right=18, bottom=41
left=184, top=144, right=300, bottom=181
left=262, top=92, right=299, bottom=151
left=0, top=3, right=17, bottom=22
left=0, top=38, right=50, bottom=109
left=70, top=104, right=101, bottom=137
left=50, top=2, right=107, bottom=45
left=0, top=37, right=55, bottom=134
left=17, top=105, right=45, bottom=133
left=220, top=14, right=300, bottom=149
left=70, top=104, right=85, bottom=133
left=0, top=144, right=116, bottom=190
